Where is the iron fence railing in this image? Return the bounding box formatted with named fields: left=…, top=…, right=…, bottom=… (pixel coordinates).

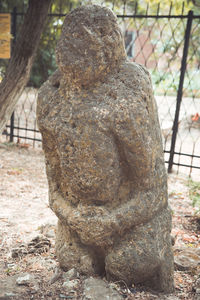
left=0, top=3, right=200, bottom=176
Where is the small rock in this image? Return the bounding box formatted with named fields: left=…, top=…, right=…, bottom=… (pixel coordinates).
left=62, top=279, right=79, bottom=291
left=7, top=263, right=15, bottom=268
left=16, top=274, right=33, bottom=286
left=59, top=294, right=67, bottom=299
left=50, top=266, right=63, bottom=284
left=63, top=268, right=79, bottom=281
left=196, top=289, right=200, bottom=294
left=30, top=290, right=37, bottom=295
left=4, top=293, right=16, bottom=297
left=174, top=248, right=200, bottom=271
left=80, top=255, right=94, bottom=274
left=83, top=277, right=124, bottom=300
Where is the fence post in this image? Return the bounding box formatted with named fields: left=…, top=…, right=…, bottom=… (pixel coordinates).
left=168, top=10, right=193, bottom=173
left=9, top=7, right=17, bottom=142
left=9, top=112, right=15, bottom=142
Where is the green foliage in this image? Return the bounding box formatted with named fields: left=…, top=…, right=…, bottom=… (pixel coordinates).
left=143, top=0, right=200, bottom=72
left=187, top=179, right=200, bottom=211
left=144, top=0, right=199, bottom=14
left=0, top=0, right=28, bottom=12
left=150, top=69, right=200, bottom=97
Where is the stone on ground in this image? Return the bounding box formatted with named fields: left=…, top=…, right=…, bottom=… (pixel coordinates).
left=83, top=277, right=123, bottom=300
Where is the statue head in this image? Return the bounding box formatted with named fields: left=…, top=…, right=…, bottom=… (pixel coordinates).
left=56, top=5, right=126, bottom=86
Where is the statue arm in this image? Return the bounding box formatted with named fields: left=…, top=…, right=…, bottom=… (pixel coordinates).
left=37, top=69, right=63, bottom=208
left=37, top=69, right=61, bottom=122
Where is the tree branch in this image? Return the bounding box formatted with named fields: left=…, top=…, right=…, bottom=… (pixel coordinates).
left=0, top=0, right=52, bottom=134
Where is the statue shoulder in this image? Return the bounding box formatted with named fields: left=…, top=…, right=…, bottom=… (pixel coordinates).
left=121, top=61, right=151, bottom=82
left=38, top=69, right=61, bottom=98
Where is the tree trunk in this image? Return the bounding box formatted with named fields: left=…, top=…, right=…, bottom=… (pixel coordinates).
left=0, top=0, right=52, bottom=134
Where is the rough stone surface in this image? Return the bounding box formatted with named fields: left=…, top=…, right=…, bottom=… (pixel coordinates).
left=174, top=247, right=200, bottom=271
left=83, top=277, right=123, bottom=300
left=0, top=275, right=24, bottom=298
left=63, top=268, right=79, bottom=281
left=37, top=4, right=174, bottom=292
left=62, top=279, right=79, bottom=291
left=16, top=274, right=33, bottom=286
left=50, top=267, right=63, bottom=284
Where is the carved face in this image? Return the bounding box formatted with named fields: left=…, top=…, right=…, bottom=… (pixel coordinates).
left=56, top=5, right=126, bottom=86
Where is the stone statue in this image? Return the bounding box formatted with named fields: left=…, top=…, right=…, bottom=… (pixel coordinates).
left=37, top=5, right=174, bottom=292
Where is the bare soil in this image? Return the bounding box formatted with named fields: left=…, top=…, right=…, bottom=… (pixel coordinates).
left=0, top=141, right=200, bottom=299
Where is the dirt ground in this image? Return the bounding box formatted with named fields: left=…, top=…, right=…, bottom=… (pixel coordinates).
left=0, top=141, right=200, bottom=299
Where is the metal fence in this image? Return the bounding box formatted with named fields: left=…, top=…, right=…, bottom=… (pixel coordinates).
left=1, top=3, right=200, bottom=176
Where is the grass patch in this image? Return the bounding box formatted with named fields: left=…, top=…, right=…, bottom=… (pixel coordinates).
left=187, top=179, right=200, bottom=211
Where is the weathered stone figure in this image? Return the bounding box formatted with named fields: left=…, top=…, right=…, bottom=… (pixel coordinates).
left=37, top=5, right=174, bottom=292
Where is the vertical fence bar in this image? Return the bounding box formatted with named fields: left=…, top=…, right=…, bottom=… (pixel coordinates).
left=9, top=7, right=17, bottom=142
left=9, top=112, right=14, bottom=142
left=168, top=10, right=193, bottom=173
